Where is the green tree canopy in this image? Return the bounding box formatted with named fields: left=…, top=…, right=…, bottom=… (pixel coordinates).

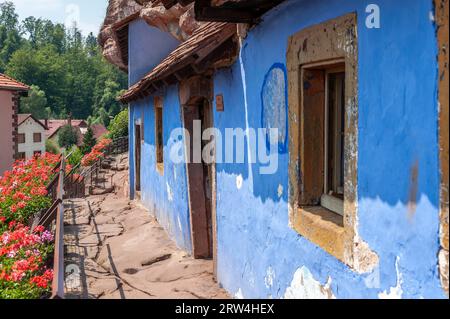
left=58, top=125, right=78, bottom=149
left=0, top=1, right=127, bottom=121
left=108, top=108, right=129, bottom=139
left=20, top=85, right=51, bottom=119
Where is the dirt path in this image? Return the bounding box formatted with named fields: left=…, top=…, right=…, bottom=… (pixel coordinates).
left=63, top=154, right=228, bottom=299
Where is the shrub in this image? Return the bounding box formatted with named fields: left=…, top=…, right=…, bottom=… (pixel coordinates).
left=66, top=146, right=84, bottom=167
left=108, top=109, right=128, bottom=139
left=45, top=139, right=60, bottom=155
left=0, top=154, right=60, bottom=224
left=58, top=125, right=78, bottom=149
left=0, top=222, right=54, bottom=299
left=0, top=153, right=61, bottom=299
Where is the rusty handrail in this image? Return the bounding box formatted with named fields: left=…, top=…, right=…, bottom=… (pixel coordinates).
left=51, top=159, right=65, bottom=299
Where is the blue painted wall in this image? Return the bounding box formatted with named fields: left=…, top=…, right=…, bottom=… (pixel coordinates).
left=128, top=19, right=179, bottom=85
left=127, top=19, right=191, bottom=252
left=128, top=85, right=192, bottom=253
left=126, top=0, right=446, bottom=298
left=212, top=0, right=445, bottom=298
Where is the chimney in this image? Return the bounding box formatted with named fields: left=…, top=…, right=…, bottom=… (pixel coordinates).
left=44, top=119, right=48, bottom=129
left=67, top=112, right=72, bottom=127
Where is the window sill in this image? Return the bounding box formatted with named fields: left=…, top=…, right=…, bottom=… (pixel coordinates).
left=292, top=206, right=345, bottom=262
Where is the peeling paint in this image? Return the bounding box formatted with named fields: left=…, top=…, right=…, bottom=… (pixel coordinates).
left=284, top=267, right=335, bottom=299
left=177, top=215, right=182, bottom=232
left=277, top=184, right=283, bottom=198
left=378, top=257, right=403, bottom=299
left=265, top=266, right=276, bottom=288
left=236, top=174, right=243, bottom=190
left=234, top=288, right=244, bottom=299
left=261, top=64, right=288, bottom=153
left=439, top=249, right=449, bottom=293
left=166, top=181, right=174, bottom=201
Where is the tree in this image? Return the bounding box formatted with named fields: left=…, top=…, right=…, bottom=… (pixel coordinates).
left=45, top=138, right=60, bottom=154
left=80, top=126, right=96, bottom=154
left=20, top=85, right=51, bottom=119
left=58, top=125, right=78, bottom=149
left=0, top=2, right=22, bottom=72
left=1, top=3, right=127, bottom=120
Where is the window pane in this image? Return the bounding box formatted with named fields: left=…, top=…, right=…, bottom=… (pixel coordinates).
left=326, top=71, right=345, bottom=197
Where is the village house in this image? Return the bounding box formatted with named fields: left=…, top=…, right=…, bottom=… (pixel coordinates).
left=100, top=0, right=449, bottom=298
left=0, top=73, right=29, bottom=175
left=45, top=118, right=108, bottom=147
left=45, top=118, right=89, bottom=146
left=17, top=114, right=47, bottom=160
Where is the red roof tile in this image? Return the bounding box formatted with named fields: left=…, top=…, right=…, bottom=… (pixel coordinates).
left=91, top=124, right=109, bottom=140
left=0, top=73, right=29, bottom=91
left=18, top=114, right=47, bottom=129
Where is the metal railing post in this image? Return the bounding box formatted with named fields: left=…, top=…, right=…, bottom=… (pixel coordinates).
left=51, top=159, right=65, bottom=299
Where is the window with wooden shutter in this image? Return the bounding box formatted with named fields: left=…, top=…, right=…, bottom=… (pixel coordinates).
left=33, top=133, right=42, bottom=143
left=18, top=133, right=25, bottom=144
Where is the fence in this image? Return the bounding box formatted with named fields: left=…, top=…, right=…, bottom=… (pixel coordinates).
left=29, top=136, right=129, bottom=299
left=79, top=136, right=129, bottom=193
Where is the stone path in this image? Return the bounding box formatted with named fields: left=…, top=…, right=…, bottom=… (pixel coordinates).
left=63, top=154, right=228, bottom=299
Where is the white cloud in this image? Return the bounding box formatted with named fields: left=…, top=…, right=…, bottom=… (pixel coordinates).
left=4, top=0, right=105, bottom=36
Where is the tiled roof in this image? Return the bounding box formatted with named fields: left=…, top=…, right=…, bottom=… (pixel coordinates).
left=91, top=124, right=109, bottom=140
left=120, top=22, right=237, bottom=102
left=45, top=119, right=88, bottom=138
left=18, top=114, right=47, bottom=129
left=0, top=73, right=29, bottom=91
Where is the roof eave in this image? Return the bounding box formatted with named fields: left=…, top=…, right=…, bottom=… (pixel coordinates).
left=119, top=22, right=238, bottom=103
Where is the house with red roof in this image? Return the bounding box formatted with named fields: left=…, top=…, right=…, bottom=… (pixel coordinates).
left=0, top=73, right=29, bottom=174
left=17, top=114, right=47, bottom=160
left=44, top=118, right=108, bottom=147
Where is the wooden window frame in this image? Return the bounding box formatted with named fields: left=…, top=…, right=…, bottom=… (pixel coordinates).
left=322, top=65, right=345, bottom=216
left=287, top=13, right=377, bottom=272
left=33, top=132, right=42, bottom=143
left=436, top=0, right=449, bottom=295
left=17, top=152, right=26, bottom=160
left=18, top=133, right=25, bottom=144
left=154, top=96, right=164, bottom=174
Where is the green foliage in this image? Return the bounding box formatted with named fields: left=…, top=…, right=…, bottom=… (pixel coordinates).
left=57, top=125, right=78, bottom=148
left=0, top=1, right=127, bottom=119
left=66, top=146, right=84, bottom=166
left=108, top=108, right=129, bottom=139
left=20, top=85, right=51, bottom=119
left=45, top=138, right=60, bottom=154
left=80, top=126, right=96, bottom=154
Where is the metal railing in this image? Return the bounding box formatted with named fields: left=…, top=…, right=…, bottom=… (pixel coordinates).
left=31, top=157, right=66, bottom=298
left=79, top=136, right=129, bottom=192
left=105, top=136, right=129, bottom=156
left=31, top=151, right=83, bottom=299
left=30, top=136, right=129, bottom=299
left=50, top=159, right=65, bottom=299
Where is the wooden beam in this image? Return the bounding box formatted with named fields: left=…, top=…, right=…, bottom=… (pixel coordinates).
left=195, top=5, right=257, bottom=23
left=160, top=0, right=178, bottom=9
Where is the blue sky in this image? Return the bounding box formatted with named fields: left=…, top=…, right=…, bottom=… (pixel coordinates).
left=4, top=0, right=108, bottom=35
